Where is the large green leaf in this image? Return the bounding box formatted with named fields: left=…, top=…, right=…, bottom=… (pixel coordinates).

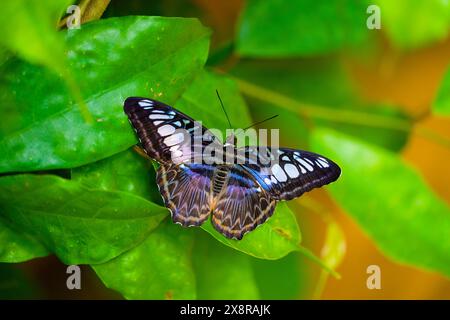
left=433, top=67, right=450, bottom=116
left=93, top=218, right=196, bottom=299
left=202, top=202, right=301, bottom=260
left=0, top=16, right=210, bottom=173
left=0, top=0, right=70, bottom=74
left=0, top=218, right=48, bottom=263
left=0, top=174, right=167, bottom=264
left=193, top=232, right=259, bottom=299
left=237, top=0, right=370, bottom=57
left=251, top=252, right=304, bottom=299
left=311, top=128, right=450, bottom=278
left=72, top=149, right=162, bottom=204
left=376, top=0, right=450, bottom=50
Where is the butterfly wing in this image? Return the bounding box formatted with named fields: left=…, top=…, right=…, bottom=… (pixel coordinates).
left=124, top=97, right=218, bottom=164
left=241, top=147, right=341, bottom=201
left=156, top=163, right=214, bottom=227
left=211, top=165, right=276, bottom=240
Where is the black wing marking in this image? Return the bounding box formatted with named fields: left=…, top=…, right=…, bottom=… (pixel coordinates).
left=241, top=147, right=341, bottom=201
left=124, top=97, right=218, bottom=164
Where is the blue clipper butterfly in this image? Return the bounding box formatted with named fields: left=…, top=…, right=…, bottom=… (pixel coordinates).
left=124, top=97, right=341, bottom=240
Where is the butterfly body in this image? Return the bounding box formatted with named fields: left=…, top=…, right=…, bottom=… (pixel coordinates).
left=124, top=97, right=341, bottom=240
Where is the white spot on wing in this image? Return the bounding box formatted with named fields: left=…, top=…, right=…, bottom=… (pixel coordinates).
left=164, top=132, right=184, bottom=146
left=150, top=114, right=172, bottom=120
left=138, top=100, right=153, bottom=107
left=172, top=150, right=183, bottom=157
left=317, top=158, right=329, bottom=168
left=271, top=164, right=287, bottom=182
left=264, top=177, right=272, bottom=185
left=284, top=163, right=299, bottom=178
left=157, top=125, right=176, bottom=136
left=296, top=157, right=314, bottom=172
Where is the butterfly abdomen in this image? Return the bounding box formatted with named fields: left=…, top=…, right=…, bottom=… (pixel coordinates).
left=212, top=165, right=230, bottom=196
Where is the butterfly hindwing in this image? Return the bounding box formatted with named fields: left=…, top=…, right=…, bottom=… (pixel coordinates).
left=124, top=97, right=217, bottom=164
left=211, top=165, right=277, bottom=240
left=241, top=147, right=341, bottom=201
left=156, top=163, right=214, bottom=227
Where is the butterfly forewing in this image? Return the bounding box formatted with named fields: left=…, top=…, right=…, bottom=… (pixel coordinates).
left=241, top=147, right=341, bottom=200
left=124, top=97, right=218, bottom=164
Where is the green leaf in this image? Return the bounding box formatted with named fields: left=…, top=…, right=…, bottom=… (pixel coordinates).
left=72, top=149, right=162, bottom=204
left=0, top=218, right=48, bottom=263
left=193, top=232, right=259, bottom=299
left=0, top=174, right=167, bottom=264
left=0, top=0, right=70, bottom=73
left=93, top=218, right=196, bottom=299
left=201, top=202, right=301, bottom=260
left=0, top=16, right=210, bottom=173
left=237, top=0, right=371, bottom=57
left=376, top=0, right=450, bottom=50
left=251, top=252, right=304, bottom=299
left=311, top=127, right=450, bottom=278
left=433, top=66, right=450, bottom=115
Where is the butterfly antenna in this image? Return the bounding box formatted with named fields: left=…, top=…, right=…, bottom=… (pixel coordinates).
left=243, top=114, right=279, bottom=130
left=216, top=89, right=232, bottom=129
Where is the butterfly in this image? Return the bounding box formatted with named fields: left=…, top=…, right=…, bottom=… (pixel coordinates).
left=124, top=97, right=341, bottom=240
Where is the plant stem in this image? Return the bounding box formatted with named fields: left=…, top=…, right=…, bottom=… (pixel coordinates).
left=228, top=74, right=450, bottom=149
left=232, top=75, right=412, bottom=130
left=296, top=245, right=341, bottom=279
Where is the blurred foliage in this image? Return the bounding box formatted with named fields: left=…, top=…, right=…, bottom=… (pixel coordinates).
left=237, top=0, right=371, bottom=57
left=375, top=0, right=450, bottom=50
left=230, top=58, right=411, bottom=152
left=312, top=128, right=450, bottom=277
left=1, top=0, right=450, bottom=300
left=0, top=264, right=38, bottom=299
left=434, top=66, right=450, bottom=115
left=0, top=0, right=71, bottom=74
